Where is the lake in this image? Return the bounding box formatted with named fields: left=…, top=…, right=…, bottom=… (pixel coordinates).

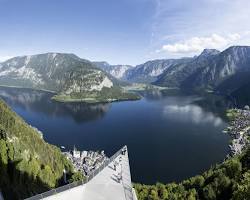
left=0, top=87, right=231, bottom=184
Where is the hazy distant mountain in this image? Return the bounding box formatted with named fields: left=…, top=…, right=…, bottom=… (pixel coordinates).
left=155, top=46, right=250, bottom=93
left=94, top=59, right=193, bottom=84
left=93, top=61, right=132, bottom=79
left=124, top=58, right=192, bottom=83
left=0, top=53, right=139, bottom=103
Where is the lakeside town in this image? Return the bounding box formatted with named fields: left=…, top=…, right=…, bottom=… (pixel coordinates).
left=63, top=147, right=108, bottom=176
left=225, top=105, right=250, bottom=156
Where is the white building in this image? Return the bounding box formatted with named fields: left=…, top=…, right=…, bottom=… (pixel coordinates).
left=72, top=146, right=81, bottom=159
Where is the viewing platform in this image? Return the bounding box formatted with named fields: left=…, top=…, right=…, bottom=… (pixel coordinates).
left=26, top=146, right=137, bottom=200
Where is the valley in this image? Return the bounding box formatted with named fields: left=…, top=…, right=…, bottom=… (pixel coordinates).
left=2, top=1, right=250, bottom=199
left=1, top=46, right=250, bottom=200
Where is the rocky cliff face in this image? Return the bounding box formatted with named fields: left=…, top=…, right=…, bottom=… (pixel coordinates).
left=93, top=61, right=132, bottom=79
left=94, top=58, right=193, bottom=83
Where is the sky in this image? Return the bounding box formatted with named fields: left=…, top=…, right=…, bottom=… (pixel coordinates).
left=0, top=0, right=250, bottom=65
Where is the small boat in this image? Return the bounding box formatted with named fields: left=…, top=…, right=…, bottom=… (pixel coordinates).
left=61, top=146, right=66, bottom=149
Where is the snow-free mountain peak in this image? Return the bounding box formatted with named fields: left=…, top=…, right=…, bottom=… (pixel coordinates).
left=199, top=49, right=220, bottom=57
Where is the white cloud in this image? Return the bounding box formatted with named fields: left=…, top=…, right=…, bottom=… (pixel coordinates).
left=0, top=55, right=13, bottom=62
left=150, top=0, right=250, bottom=60
left=158, top=33, right=242, bottom=54
left=163, top=104, right=223, bottom=127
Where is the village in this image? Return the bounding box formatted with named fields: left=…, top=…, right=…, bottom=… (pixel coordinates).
left=63, top=147, right=108, bottom=176
left=225, top=106, right=250, bottom=156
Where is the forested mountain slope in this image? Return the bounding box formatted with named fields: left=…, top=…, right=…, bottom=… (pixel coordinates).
left=0, top=99, right=74, bottom=199
left=135, top=143, right=250, bottom=200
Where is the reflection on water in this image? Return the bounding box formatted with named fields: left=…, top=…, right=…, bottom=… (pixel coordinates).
left=0, top=87, right=230, bottom=184
left=163, top=104, right=223, bottom=127
left=0, top=87, right=111, bottom=123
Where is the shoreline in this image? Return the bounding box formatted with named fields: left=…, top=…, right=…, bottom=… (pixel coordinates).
left=52, top=93, right=141, bottom=104
left=122, top=83, right=175, bottom=92
left=0, top=85, right=142, bottom=104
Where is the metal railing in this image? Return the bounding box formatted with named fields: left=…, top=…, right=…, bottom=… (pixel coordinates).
left=25, top=146, right=128, bottom=200
left=121, top=150, right=134, bottom=200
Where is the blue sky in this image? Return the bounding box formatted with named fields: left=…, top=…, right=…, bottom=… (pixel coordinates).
left=0, top=0, right=250, bottom=65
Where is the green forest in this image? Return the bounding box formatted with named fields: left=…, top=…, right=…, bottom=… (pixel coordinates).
left=135, top=151, right=250, bottom=199
left=0, top=99, right=80, bottom=200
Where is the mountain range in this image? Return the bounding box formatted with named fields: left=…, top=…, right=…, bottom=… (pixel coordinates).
left=0, top=46, right=250, bottom=103
left=94, top=58, right=193, bottom=83
left=155, top=46, right=250, bottom=93
left=95, top=46, right=250, bottom=99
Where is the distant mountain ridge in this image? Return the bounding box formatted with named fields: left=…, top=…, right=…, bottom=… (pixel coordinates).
left=155, top=46, right=250, bottom=94
left=93, top=58, right=193, bottom=83
left=93, top=46, right=250, bottom=97
left=124, top=58, right=193, bottom=83
left=0, top=53, right=139, bottom=103
left=93, top=61, right=132, bottom=79
left=1, top=46, right=250, bottom=102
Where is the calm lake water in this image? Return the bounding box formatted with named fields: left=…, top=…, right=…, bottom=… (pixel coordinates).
left=0, top=87, right=231, bottom=184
